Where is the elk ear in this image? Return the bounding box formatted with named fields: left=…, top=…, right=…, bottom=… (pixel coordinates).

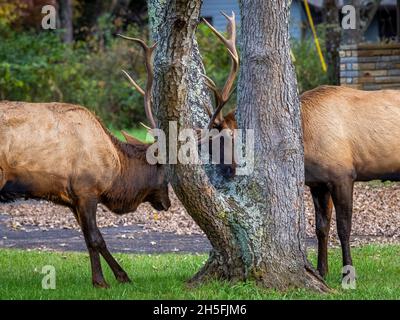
left=121, top=130, right=143, bottom=145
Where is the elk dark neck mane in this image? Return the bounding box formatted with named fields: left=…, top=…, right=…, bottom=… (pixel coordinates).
left=100, top=134, right=156, bottom=214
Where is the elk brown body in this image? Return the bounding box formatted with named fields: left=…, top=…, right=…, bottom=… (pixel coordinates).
left=302, top=85, right=400, bottom=277
left=200, top=12, right=400, bottom=279
left=211, top=86, right=400, bottom=279
left=0, top=101, right=170, bottom=287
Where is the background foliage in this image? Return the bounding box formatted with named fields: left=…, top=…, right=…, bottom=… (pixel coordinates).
left=0, top=1, right=328, bottom=128
left=292, top=25, right=329, bottom=92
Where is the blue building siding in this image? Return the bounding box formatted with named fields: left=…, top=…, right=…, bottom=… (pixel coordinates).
left=290, top=1, right=305, bottom=41
left=201, top=0, right=387, bottom=42
left=200, top=0, right=240, bottom=31
left=201, top=0, right=305, bottom=41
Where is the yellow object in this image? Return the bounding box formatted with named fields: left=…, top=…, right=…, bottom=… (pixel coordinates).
left=290, top=49, right=296, bottom=62
left=303, top=0, right=327, bottom=72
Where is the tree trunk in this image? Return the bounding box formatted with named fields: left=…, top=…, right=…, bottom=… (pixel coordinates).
left=58, top=0, right=73, bottom=43
left=75, top=0, right=105, bottom=41
left=147, top=0, right=328, bottom=292
left=325, top=0, right=340, bottom=85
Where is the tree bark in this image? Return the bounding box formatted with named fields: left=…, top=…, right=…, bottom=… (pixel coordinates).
left=147, top=0, right=328, bottom=292
left=325, top=0, right=340, bottom=85
left=58, top=0, right=73, bottom=43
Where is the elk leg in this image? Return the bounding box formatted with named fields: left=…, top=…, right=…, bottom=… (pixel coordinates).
left=73, top=203, right=131, bottom=284
left=0, top=168, right=5, bottom=190
left=70, top=207, right=81, bottom=227
left=95, top=232, right=131, bottom=283
left=310, top=184, right=333, bottom=278
left=76, top=198, right=109, bottom=288
left=329, top=179, right=354, bottom=273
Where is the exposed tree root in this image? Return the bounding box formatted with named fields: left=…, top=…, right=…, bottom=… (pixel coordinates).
left=187, top=255, right=223, bottom=288
left=187, top=251, right=330, bottom=293
left=303, top=263, right=331, bottom=293
left=187, top=250, right=245, bottom=287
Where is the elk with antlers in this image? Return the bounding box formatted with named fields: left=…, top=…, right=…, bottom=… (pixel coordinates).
left=200, top=12, right=400, bottom=279
left=0, top=37, right=170, bottom=288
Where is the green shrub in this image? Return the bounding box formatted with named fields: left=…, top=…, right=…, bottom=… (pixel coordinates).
left=0, top=21, right=150, bottom=128
left=0, top=1, right=23, bottom=28
left=0, top=20, right=330, bottom=128
left=74, top=22, right=150, bottom=127
left=291, top=27, right=329, bottom=93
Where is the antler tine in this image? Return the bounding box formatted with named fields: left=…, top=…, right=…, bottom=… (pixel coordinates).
left=201, top=11, right=239, bottom=130
left=117, top=34, right=157, bottom=53
left=201, top=12, right=237, bottom=61
left=201, top=74, right=224, bottom=123
left=202, top=74, right=222, bottom=104
left=121, top=70, right=145, bottom=96
left=218, top=11, right=239, bottom=101
left=204, top=104, right=213, bottom=118
left=118, top=34, right=157, bottom=129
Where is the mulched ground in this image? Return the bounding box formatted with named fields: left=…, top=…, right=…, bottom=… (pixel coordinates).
left=1, top=182, right=400, bottom=248
left=305, top=182, right=400, bottom=246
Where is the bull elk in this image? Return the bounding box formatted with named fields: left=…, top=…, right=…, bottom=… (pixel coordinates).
left=200, top=12, right=400, bottom=278
left=0, top=38, right=171, bottom=288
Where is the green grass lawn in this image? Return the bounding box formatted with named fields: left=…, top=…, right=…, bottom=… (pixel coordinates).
left=0, top=245, right=400, bottom=299
left=109, top=127, right=153, bottom=143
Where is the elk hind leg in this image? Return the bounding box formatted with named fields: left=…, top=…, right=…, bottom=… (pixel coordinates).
left=329, top=179, right=354, bottom=275
left=0, top=168, right=6, bottom=190
left=310, top=184, right=333, bottom=278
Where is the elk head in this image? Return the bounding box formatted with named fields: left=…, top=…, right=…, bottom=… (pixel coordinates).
left=198, top=12, right=239, bottom=177
left=118, top=34, right=170, bottom=211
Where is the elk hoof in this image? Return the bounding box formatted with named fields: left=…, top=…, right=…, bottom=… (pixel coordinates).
left=116, top=273, right=132, bottom=284
left=318, top=268, right=328, bottom=279
left=93, top=280, right=110, bottom=288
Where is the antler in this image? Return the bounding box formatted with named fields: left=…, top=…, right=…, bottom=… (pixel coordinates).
left=202, top=11, right=239, bottom=130
left=118, top=34, right=157, bottom=129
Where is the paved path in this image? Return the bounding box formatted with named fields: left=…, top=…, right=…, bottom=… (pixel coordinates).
left=0, top=214, right=211, bottom=253
left=0, top=214, right=318, bottom=253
